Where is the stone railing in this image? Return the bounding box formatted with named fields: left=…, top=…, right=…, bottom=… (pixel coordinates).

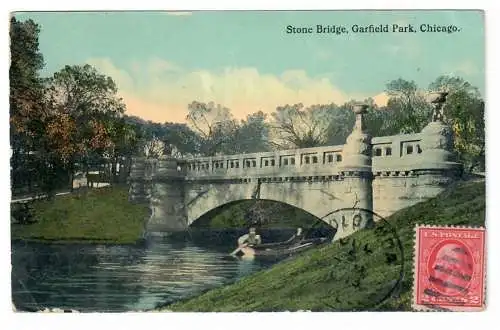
left=182, top=144, right=345, bottom=180
left=180, top=134, right=433, bottom=180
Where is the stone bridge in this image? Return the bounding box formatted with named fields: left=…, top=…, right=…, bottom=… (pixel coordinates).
left=129, top=95, right=462, bottom=240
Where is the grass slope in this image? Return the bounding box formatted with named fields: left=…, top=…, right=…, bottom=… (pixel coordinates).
left=168, top=180, right=485, bottom=312
left=11, top=187, right=150, bottom=244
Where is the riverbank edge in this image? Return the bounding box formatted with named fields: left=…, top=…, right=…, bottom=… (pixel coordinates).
left=11, top=237, right=148, bottom=246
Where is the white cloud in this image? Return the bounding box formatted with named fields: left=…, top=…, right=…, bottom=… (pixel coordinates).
left=87, top=57, right=134, bottom=91
left=146, top=57, right=182, bottom=73
left=86, top=57, right=386, bottom=123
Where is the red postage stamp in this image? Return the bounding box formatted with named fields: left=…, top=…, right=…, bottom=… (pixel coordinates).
left=413, top=225, right=486, bottom=311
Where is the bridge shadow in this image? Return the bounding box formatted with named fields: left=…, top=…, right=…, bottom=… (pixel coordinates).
left=187, top=199, right=336, bottom=246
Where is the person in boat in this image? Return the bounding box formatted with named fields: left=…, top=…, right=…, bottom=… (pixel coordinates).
left=237, top=226, right=262, bottom=247
left=290, top=227, right=304, bottom=244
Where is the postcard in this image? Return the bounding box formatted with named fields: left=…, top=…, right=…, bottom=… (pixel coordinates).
left=10, top=10, right=485, bottom=312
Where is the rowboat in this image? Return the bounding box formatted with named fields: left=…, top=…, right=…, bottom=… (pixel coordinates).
left=231, top=236, right=329, bottom=259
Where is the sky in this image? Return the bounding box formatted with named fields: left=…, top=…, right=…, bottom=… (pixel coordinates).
left=14, top=10, right=485, bottom=124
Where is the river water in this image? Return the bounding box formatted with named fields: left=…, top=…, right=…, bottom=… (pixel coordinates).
left=11, top=233, right=287, bottom=312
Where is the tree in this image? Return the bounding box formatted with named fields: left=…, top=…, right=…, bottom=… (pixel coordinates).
left=142, top=136, right=165, bottom=159
left=429, top=76, right=485, bottom=172
left=110, top=119, right=139, bottom=159
left=9, top=17, right=49, bottom=193
left=232, top=111, right=270, bottom=153
left=385, top=78, right=432, bottom=134
left=323, top=102, right=356, bottom=145
left=357, top=97, right=403, bottom=137
left=160, top=122, right=203, bottom=157
left=106, top=118, right=140, bottom=180
left=123, top=115, right=203, bottom=158
left=186, top=101, right=238, bottom=156
left=269, top=103, right=333, bottom=149
left=45, top=64, right=126, bottom=184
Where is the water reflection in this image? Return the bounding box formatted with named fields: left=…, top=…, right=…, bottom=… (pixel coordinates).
left=11, top=236, right=279, bottom=312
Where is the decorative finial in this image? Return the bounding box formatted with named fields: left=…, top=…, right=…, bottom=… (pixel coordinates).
left=427, top=91, right=448, bottom=104
left=427, top=91, right=448, bottom=122
left=351, top=104, right=369, bottom=132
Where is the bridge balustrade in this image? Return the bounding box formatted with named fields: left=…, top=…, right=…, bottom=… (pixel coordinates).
left=181, top=132, right=426, bottom=180
left=183, top=144, right=346, bottom=179
left=371, top=133, right=425, bottom=173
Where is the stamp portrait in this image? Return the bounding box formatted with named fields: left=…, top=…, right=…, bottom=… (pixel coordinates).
left=413, top=226, right=486, bottom=311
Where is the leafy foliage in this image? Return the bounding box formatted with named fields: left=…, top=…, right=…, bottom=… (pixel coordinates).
left=384, top=78, right=433, bottom=134
left=429, top=76, right=485, bottom=171
left=233, top=111, right=271, bottom=153
left=45, top=64, right=126, bottom=166
left=10, top=17, right=133, bottom=195
left=186, top=101, right=239, bottom=156
left=10, top=17, right=50, bottom=192
left=142, top=136, right=166, bottom=158
left=323, top=103, right=356, bottom=145
left=125, top=117, right=204, bottom=157
left=185, top=101, right=272, bottom=155
left=269, top=103, right=334, bottom=149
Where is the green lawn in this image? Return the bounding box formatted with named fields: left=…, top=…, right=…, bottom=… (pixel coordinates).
left=11, top=186, right=150, bottom=244
left=167, top=180, right=485, bottom=312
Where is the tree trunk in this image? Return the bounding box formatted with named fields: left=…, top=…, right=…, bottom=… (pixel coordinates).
left=84, top=158, right=90, bottom=188
left=68, top=168, right=74, bottom=192
left=111, top=157, right=117, bottom=185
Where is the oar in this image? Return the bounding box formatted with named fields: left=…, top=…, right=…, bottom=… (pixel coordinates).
left=230, top=247, right=241, bottom=257
left=230, top=243, right=247, bottom=256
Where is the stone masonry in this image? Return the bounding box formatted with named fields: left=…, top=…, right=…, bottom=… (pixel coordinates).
left=128, top=93, right=463, bottom=240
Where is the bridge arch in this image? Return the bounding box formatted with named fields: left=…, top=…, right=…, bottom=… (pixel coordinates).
left=188, top=198, right=334, bottom=229
left=183, top=180, right=373, bottom=240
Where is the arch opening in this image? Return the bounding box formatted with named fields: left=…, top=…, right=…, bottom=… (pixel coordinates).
left=189, top=198, right=337, bottom=242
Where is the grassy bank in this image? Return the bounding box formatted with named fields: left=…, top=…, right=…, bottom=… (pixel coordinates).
left=166, top=180, right=485, bottom=312
left=11, top=187, right=150, bottom=244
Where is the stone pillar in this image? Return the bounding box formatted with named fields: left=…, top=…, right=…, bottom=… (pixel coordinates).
left=128, top=157, right=148, bottom=203
left=147, top=156, right=188, bottom=233
left=415, top=91, right=463, bottom=194
left=144, top=158, right=155, bottom=200
left=419, top=92, right=461, bottom=170
left=337, top=104, right=374, bottom=239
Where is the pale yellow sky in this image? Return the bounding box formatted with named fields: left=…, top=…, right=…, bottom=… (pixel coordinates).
left=19, top=10, right=483, bottom=125
left=88, top=57, right=389, bottom=123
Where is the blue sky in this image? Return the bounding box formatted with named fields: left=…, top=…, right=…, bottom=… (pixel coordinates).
left=14, top=10, right=485, bottom=123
